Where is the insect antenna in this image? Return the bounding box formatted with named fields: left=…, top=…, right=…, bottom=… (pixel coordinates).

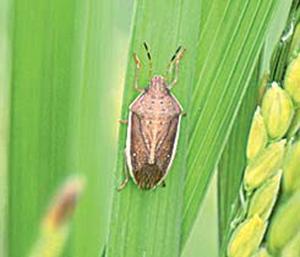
left=143, top=42, right=153, bottom=79
left=166, top=46, right=183, bottom=81
left=170, top=46, right=182, bottom=62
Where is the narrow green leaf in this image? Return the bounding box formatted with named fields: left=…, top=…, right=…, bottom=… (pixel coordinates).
left=107, top=0, right=201, bottom=256
left=182, top=0, right=283, bottom=246
left=262, top=0, right=296, bottom=73
left=217, top=65, right=260, bottom=249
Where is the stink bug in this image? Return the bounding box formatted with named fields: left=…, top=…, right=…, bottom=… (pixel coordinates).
left=118, top=42, right=186, bottom=190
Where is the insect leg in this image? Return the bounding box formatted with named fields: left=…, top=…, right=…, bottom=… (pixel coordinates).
left=168, top=48, right=186, bottom=89
left=181, top=111, right=187, bottom=117
left=119, top=119, right=128, bottom=124
left=143, top=42, right=153, bottom=79
left=117, top=151, right=130, bottom=191
left=133, top=53, right=144, bottom=93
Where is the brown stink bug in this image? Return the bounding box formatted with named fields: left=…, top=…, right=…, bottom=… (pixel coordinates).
left=118, top=42, right=186, bottom=190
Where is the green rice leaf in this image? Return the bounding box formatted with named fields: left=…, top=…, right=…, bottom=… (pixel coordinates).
left=107, top=0, right=201, bottom=256
left=182, top=0, right=283, bottom=247
left=217, top=67, right=260, bottom=251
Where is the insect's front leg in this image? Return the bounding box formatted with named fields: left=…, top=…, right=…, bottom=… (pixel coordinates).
left=168, top=48, right=186, bottom=89
left=133, top=53, right=144, bottom=93
left=117, top=151, right=130, bottom=191
left=119, top=119, right=128, bottom=124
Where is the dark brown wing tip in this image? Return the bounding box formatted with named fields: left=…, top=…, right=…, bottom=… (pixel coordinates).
left=135, top=164, right=164, bottom=190
left=138, top=185, right=154, bottom=190
left=137, top=181, right=156, bottom=190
